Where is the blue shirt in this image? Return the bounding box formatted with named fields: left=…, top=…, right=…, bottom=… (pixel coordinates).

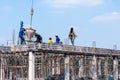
left=19, top=28, right=25, bottom=37
left=56, top=37, right=60, bottom=44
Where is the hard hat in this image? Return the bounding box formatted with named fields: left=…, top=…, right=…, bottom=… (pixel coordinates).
left=55, top=34, right=58, bottom=37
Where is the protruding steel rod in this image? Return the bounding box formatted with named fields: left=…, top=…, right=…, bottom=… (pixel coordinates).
left=30, top=0, right=34, bottom=27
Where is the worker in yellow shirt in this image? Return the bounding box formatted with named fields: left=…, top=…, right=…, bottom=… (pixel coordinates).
left=48, top=37, right=54, bottom=44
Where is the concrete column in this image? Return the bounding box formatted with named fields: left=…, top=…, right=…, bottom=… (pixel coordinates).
left=113, top=57, right=118, bottom=80
left=29, top=51, right=35, bottom=80
left=88, top=57, right=92, bottom=78
left=65, top=56, right=70, bottom=80
left=52, top=59, right=55, bottom=75
left=56, top=58, right=60, bottom=75
left=48, top=57, right=52, bottom=76
left=0, top=58, right=2, bottom=80
left=70, top=57, right=75, bottom=80
left=98, top=59, right=101, bottom=77
left=0, top=57, right=3, bottom=80
left=0, top=55, right=5, bottom=80
left=79, top=58, right=83, bottom=79
left=92, top=55, right=97, bottom=80
left=10, top=70, right=12, bottom=80
left=104, top=58, right=108, bottom=80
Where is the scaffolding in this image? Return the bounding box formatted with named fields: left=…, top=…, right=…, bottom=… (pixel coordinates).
left=0, top=43, right=120, bottom=80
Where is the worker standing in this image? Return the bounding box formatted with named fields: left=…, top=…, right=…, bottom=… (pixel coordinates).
left=18, top=21, right=26, bottom=45
left=68, top=27, right=77, bottom=46
left=55, top=34, right=60, bottom=44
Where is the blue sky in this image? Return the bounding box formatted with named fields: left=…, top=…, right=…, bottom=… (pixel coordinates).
left=0, top=0, right=120, bottom=49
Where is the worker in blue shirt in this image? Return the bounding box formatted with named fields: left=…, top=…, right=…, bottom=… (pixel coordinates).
left=18, top=21, right=26, bottom=45
left=55, top=34, right=60, bottom=44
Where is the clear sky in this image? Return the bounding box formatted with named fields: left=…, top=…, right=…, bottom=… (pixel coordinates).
left=0, top=0, right=120, bottom=49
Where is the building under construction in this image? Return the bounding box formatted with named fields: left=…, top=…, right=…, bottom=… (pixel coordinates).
left=0, top=0, right=120, bottom=79
left=1, top=9, right=120, bottom=80
left=0, top=42, right=120, bottom=80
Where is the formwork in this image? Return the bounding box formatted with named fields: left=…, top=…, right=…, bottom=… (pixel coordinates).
left=0, top=43, right=120, bottom=80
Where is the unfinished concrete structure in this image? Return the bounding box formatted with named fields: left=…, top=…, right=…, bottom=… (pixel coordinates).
left=0, top=43, right=120, bottom=80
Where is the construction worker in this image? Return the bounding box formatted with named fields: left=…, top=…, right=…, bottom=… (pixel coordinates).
left=68, top=27, right=77, bottom=46
left=48, top=37, right=54, bottom=44
left=35, top=33, right=42, bottom=44
left=20, top=21, right=23, bottom=28
left=55, top=34, right=60, bottom=44
left=18, top=21, right=26, bottom=45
